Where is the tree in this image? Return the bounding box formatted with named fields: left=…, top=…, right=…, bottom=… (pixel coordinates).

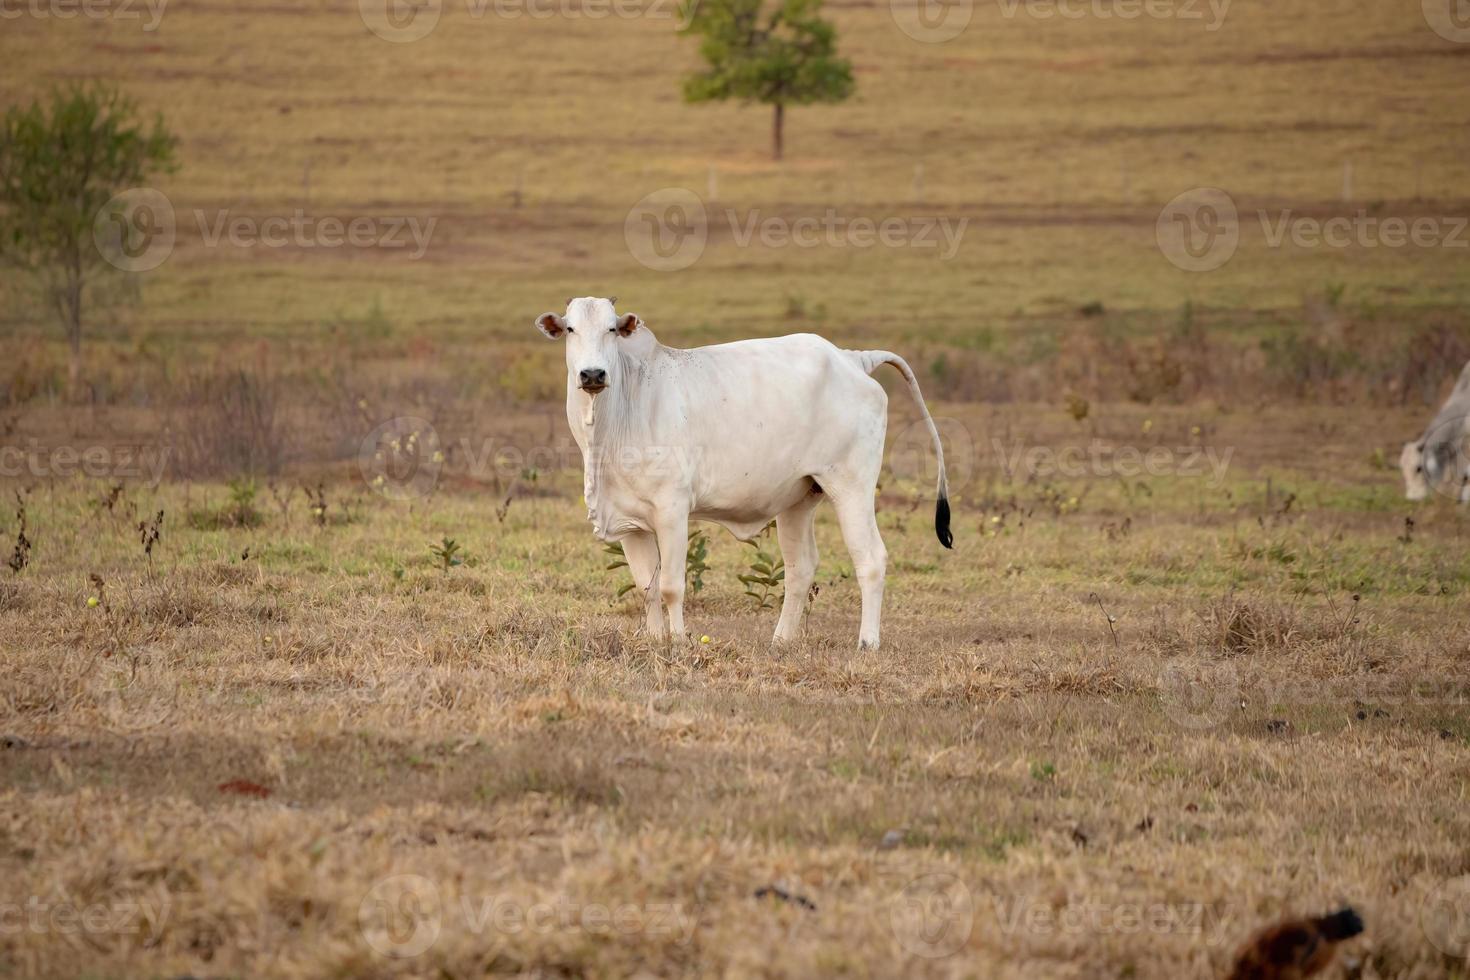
left=0, top=84, right=177, bottom=396
left=680, top=0, right=854, bottom=161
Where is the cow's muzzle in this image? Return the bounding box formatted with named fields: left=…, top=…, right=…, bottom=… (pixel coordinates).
left=578, top=368, right=608, bottom=393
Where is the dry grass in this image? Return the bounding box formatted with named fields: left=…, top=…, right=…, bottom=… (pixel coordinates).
left=2, top=400, right=1470, bottom=977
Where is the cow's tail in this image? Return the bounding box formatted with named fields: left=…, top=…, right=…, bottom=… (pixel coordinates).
left=851, top=349, right=953, bottom=549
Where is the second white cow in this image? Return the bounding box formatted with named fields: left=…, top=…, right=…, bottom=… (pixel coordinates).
left=536, top=297, right=951, bottom=650
left=1401, top=359, right=1470, bottom=502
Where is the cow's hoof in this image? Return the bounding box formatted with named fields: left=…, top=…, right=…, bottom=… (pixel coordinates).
left=858, top=639, right=880, bottom=651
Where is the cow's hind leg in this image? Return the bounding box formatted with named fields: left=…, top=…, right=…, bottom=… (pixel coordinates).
left=654, top=510, right=690, bottom=640
left=773, top=490, right=821, bottom=643
left=621, top=531, right=664, bottom=636
left=825, top=480, right=888, bottom=650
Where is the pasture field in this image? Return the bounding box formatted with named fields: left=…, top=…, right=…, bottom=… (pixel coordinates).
left=3, top=401, right=1470, bottom=978
left=1, top=0, right=1469, bottom=397
left=4, top=0, right=1470, bottom=976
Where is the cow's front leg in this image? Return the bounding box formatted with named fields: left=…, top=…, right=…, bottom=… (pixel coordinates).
left=621, top=531, right=664, bottom=636
left=654, top=510, right=689, bottom=640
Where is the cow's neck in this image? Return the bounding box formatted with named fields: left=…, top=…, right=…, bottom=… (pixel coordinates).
left=575, top=349, right=655, bottom=445
left=575, top=347, right=659, bottom=537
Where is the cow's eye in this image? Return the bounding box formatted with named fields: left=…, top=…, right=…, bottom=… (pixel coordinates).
left=565, top=327, right=574, bottom=334
left=1416, top=465, right=1424, bottom=473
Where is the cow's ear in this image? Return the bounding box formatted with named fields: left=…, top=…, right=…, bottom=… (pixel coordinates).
left=536, top=312, right=567, bottom=339
left=616, top=313, right=641, bottom=337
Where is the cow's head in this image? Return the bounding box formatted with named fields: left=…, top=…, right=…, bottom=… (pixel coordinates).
left=535, top=297, right=647, bottom=397
left=1401, top=440, right=1430, bottom=500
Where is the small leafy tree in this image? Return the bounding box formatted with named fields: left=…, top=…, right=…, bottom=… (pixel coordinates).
left=429, top=537, right=465, bottom=573
left=680, top=0, right=854, bottom=161
left=0, top=84, right=177, bottom=395
left=738, top=526, right=785, bottom=609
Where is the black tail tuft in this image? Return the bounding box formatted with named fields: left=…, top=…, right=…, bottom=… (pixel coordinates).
left=1315, top=907, right=1364, bottom=942
left=935, top=495, right=953, bottom=549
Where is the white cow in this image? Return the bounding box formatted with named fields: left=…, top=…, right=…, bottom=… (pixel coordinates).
left=536, top=297, right=951, bottom=650
left=1401, top=359, right=1470, bottom=502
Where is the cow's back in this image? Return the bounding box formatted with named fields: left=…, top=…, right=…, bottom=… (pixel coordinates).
left=649, top=333, right=887, bottom=524
left=659, top=333, right=882, bottom=435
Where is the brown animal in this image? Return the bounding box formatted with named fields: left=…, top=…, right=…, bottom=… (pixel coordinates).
left=1227, top=907, right=1363, bottom=980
